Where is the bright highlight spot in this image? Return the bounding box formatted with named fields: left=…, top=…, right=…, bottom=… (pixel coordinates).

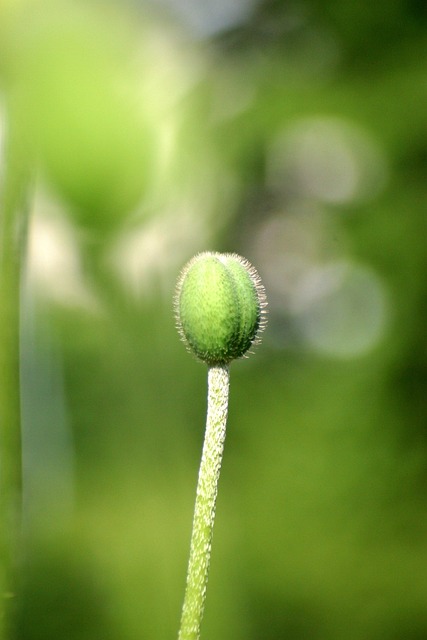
left=298, top=261, right=389, bottom=358
left=268, top=116, right=388, bottom=204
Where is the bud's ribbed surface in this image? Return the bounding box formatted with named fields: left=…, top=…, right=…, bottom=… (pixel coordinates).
left=175, top=252, right=267, bottom=365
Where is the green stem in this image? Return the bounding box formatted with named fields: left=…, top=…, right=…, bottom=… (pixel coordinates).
left=178, top=364, right=230, bottom=640
left=0, top=116, right=30, bottom=637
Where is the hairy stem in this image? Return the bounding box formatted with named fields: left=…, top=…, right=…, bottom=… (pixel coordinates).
left=0, top=116, right=30, bottom=638
left=178, top=364, right=230, bottom=640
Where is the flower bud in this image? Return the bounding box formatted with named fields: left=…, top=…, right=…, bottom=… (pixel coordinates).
left=175, top=252, right=267, bottom=365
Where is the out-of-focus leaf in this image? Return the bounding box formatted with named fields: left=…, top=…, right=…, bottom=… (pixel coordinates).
left=6, top=4, right=154, bottom=231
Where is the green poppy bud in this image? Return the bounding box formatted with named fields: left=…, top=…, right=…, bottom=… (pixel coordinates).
left=175, top=252, right=267, bottom=365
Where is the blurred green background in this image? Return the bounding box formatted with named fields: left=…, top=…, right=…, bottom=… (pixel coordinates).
left=1, top=0, right=427, bottom=638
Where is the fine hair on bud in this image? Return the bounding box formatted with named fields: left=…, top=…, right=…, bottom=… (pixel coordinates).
left=174, top=251, right=267, bottom=366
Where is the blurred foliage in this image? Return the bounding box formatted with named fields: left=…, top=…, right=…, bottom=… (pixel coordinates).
left=1, top=0, right=427, bottom=638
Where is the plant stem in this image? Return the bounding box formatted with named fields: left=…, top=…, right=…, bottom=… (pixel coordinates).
left=0, top=116, right=30, bottom=638
left=178, top=364, right=230, bottom=640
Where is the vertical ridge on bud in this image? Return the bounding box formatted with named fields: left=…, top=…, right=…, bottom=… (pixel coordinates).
left=174, top=252, right=267, bottom=365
